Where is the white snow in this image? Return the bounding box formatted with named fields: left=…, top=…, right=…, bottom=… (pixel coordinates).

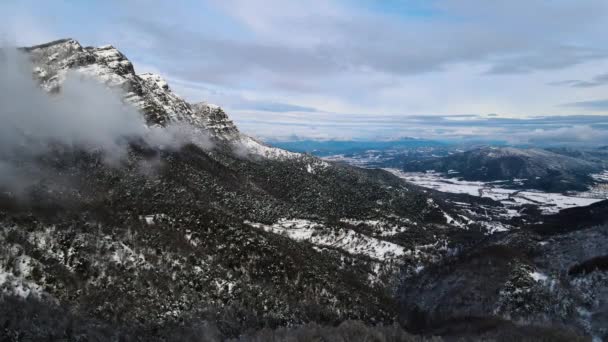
left=109, top=242, right=150, bottom=269
left=591, top=170, right=608, bottom=182
left=580, top=171, right=608, bottom=198
left=529, top=270, right=548, bottom=282
left=238, top=136, right=300, bottom=160
left=480, top=221, right=511, bottom=234
left=442, top=211, right=464, bottom=228
left=246, top=219, right=405, bottom=261
left=385, top=169, right=605, bottom=214
left=139, top=73, right=170, bottom=90
left=306, top=164, right=314, bottom=174
left=139, top=214, right=169, bottom=225
left=0, top=267, right=43, bottom=299
left=339, top=218, right=410, bottom=236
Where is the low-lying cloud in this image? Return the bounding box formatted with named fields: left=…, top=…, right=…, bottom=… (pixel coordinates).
left=1, top=48, right=151, bottom=160
left=551, top=72, right=608, bottom=88
left=506, top=125, right=608, bottom=145
left=0, top=47, right=208, bottom=194
left=562, top=99, right=608, bottom=111
left=230, top=109, right=608, bottom=146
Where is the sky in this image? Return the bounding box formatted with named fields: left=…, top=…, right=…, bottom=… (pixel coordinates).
left=1, top=0, right=608, bottom=143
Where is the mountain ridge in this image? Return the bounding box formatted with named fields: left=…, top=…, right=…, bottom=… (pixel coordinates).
left=0, top=38, right=605, bottom=340
left=401, top=146, right=604, bottom=192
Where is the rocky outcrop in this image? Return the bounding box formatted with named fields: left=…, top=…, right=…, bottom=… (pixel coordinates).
left=24, top=40, right=227, bottom=138
left=191, top=102, right=240, bottom=139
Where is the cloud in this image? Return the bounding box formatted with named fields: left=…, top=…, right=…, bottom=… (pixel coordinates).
left=210, top=0, right=608, bottom=76
left=228, top=108, right=608, bottom=146
left=551, top=72, right=608, bottom=88
left=3, top=0, right=608, bottom=118
left=0, top=47, right=208, bottom=194
left=117, top=18, right=340, bottom=90
left=123, top=1, right=608, bottom=83
left=498, top=124, right=604, bottom=145
left=485, top=46, right=608, bottom=74
left=232, top=101, right=317, bottom=113
left=562, top=99, right=608, bottom=111
left=509, top=125, right=608, bottom=144
left=0, top=48, right=152, bottom=161
left=160, top=75, right=320, bottom=112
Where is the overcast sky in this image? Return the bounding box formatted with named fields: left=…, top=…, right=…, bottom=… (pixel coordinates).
left=2, top=0, right=608, bottom=142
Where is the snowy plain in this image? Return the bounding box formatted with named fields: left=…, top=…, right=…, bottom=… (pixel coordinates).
left=385, top=169, right=607, bottom=214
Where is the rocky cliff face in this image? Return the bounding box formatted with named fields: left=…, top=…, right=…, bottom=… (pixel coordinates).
left=23, top=39, right=273, bottom=157
left=26, top=39, right=200, bottom=128
left=191, top=102, right=240, bottom=139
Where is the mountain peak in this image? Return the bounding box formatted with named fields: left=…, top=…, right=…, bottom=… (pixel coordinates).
left=21, top=38, right=81, bottom=52
left=24, top=40, right=220, bottom=131
left=22, top=39, right=300, bottom=159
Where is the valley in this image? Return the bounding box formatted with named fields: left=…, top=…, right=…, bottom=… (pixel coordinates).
left=385, top=168, right=606, bottom=215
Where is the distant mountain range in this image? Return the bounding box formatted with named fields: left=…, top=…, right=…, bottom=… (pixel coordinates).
left=400, top=146, right=607, bottom=192
left=271, top=138, right=446, bottom=156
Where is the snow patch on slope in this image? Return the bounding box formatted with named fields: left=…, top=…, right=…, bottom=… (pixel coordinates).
left=339, top=218, right=411, bottom=236
left=591, top=170, right=608, bottom=182
left=529, top=270, right=548, bottom=283
left=246, top=219, right=405, bottom=261
left=238, top=136, right=299, bottom=159
left=0, top=268, right=43, bottom=298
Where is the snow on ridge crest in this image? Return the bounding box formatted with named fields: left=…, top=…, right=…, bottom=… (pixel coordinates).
left=139, top=72, right=170, bottom=91
left=23, top=38, right=299, bottom=159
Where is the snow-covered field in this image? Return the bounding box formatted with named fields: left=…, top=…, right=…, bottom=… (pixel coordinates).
left=385, top=169, right=606, bottom=214
left=592, top=170, right=608, bottom=182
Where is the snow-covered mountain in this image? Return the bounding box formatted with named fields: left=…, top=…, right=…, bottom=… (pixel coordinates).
left=27, top=39, right=211, bottom=129
left=1, top=38, right=461, bottom=340
left=401, top=146, right=604, bottom=192
left=0, top=39, right=606, bottom=340
left=24, top=38, right=295, bottom=160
